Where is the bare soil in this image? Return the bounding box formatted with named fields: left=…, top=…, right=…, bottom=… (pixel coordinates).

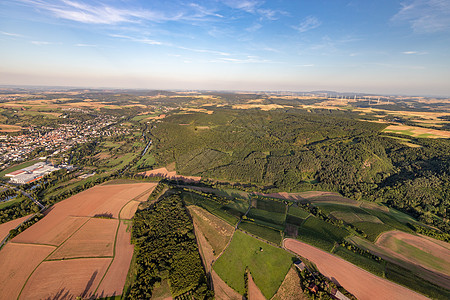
left=271, top=267, right=307, bottom=300
left=0, top=214, right=30, bottom=242
left=211, top=270, right=242, bottom=300
left=12, top=215, right=89, bottom=246
left=0, top=243, right=55, bottom=300
left=120, top=200, right=141, bottom=219
left=19, top=258, right=112, bottom=300
left=96, top=220, right=134, bottom=297
left=48, top=218, right=118, bottom=259
left=248, top=272, right=266, bottom=300
left=284, top=238, right=428, bottom=300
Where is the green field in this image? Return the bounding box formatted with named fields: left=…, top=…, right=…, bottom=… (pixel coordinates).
left=247, top=208, right=286, bottom=226
left=238, top=221, right=282, bottom=245
left=352, top=222, right=394, bottom=242
left=332, top=246, right=385, bottom=277
left=181, top=192, right=239, bottom=225
left=0, top=196, right=24, bottom=209
left=385, top=263, right=450, bottom=300
left=213, top=231, right=293, bottom=299
left=256, top=197, right=286, bottom=213
left=296, top=216, right=350, bottom=251
left=287, top=205, right=310, bottom=219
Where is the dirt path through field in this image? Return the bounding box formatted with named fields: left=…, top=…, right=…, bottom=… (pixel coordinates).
left=248, top=272, right=266, bottom=300
left=284, top=238, right=428, bottom=300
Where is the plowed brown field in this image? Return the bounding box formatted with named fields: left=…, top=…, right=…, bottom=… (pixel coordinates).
left=140, top=167, right=201, bottom=182
left=120, top=200, right=141, bottom=219
left=48, top=218, right=118, bottom=259
left=0, top=243, right=55, bottom=300
left=19, top=258, right=111, bottom=300
left=0, top=214, right=30, bottom=242
left=96, top=221, right=134, bottom=297
left=0, top=182, right=157, bottom=299
left=284, top=239, right=428, bottom=300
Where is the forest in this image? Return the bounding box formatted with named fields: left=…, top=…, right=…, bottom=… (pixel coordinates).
left=150, top=108, right=450, bottom=234
left=129, top=192, right=213, bottom=299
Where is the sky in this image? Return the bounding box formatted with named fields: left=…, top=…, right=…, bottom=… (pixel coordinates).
left=1, top=0, right=450, bottom=96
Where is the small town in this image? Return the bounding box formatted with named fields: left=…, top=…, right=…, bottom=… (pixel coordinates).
left=0, top=114, right=129, bottom=170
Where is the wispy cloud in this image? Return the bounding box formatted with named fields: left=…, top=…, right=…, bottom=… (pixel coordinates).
left=20, top=0, right=185, bottom=24
left=31, top=40, right=52, bottom=45
left=109, top=34, right=163, bottom=45
left=74, top=43, right=97, bottom=47
left=0, top=31, right=25, bottom=37
left=212, top=55, right=272, bottom=64
left=402, top=50, right=428, bottom=54
left=293, top=16, right=321, bottom=33
left=392, top=0, right=450, bottom=33
left=246, top=23, right=262, bottom=32
left=222, top=0, right=262, bottom=13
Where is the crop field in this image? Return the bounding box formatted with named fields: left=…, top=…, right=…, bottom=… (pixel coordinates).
left=183, top=192, right=239, bottom=225
left=213, top=231, right=293, bottom=299
left=238, top=220, right=282, bottom=245
left=256, top=197, right=286, bottom=213
left=0, top=243, right=55, bottom=300
left=0, top=214, right=30, bottom=242
left=223, top=198, right=249, bottom=214
left=287, top=205, right=310, bottom=219
left=96, top=220, right=135, bottom=298
left=332, top=245, right=385, bottom=277
left=0, top=182, right=156, bottom=299
left=285, top=239, right=428, bottom=300
left=352, top=221, right=394, bottom=242
left=383, top=125, right=450, bottom=138
left=377, top=231, right=450, bottom=276
left=48, top=218, right=118, bottom=260
left=296, top=216, right=350, bottom=251
left=247, top=208, right=286, bottom=226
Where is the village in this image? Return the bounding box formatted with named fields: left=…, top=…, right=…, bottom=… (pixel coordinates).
left=0, top=114, right=129, bottom=170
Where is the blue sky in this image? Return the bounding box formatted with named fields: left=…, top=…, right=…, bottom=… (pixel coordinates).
left=1, top=0, right=450, bottom=96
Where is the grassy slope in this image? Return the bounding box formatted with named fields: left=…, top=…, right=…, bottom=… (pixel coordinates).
left=213, top=231, right=293, bottom=299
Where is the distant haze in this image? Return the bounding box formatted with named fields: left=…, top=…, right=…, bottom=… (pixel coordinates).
left=1, top=0, right=450, bottom=96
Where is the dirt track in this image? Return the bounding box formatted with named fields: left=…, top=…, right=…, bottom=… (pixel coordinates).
left=284, top=239, right=428, bottom=300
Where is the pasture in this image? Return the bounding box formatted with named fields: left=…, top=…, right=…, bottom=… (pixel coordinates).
left=213, top=231, right=293, bottom=299
left=238, top=220, right=283, bottom=245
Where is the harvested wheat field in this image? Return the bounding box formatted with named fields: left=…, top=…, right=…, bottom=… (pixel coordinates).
left=96, top=221, right=134, bottom=298
left=19, top=258, right=112, bottom=300
left=284, top=239, right=428, bottom=300
left=1, top=181, right=157, bottom=299
left=48, top=218, right=118, bottom=260
left=376, top=231, right=450, bottom=276
left=248, top=272, right=266, bottom=300
left=0, top=243, right=55, bottom=300
left=120, top=200, right=141, bottom=219
left=0, top=214, right=30, bottom=242
left=272, top=267, right=307, bottom=300
left=12, top=215, right=89, bottom=246
left=140, top=167, right=201, bottom=182
left=0, top=124, right=22, bottom=132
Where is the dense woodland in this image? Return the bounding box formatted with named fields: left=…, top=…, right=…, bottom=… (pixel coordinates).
left=150, top=109, right=450, bottom=234
left=129, top=193, right=213, bottom=299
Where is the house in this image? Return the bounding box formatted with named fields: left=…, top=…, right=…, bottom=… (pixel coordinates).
left=294, top=260, right=306, bottom=271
